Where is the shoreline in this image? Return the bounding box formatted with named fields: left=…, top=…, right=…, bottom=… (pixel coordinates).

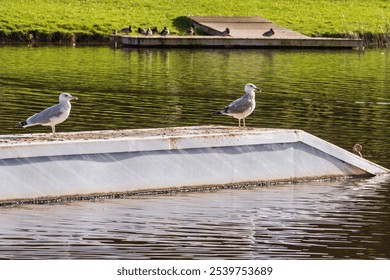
left=0, top=34, right=390, bottom=48
left=1, top=33, right=388, bottom=48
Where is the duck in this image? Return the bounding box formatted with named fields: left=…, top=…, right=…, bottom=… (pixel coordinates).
left=221, top=28, right=230, bottom=36
left=138, top=27, right=147, bottom=35
left=263, top=28, right=275, bottom=37
left=186, top=27, right=195, bottom=35
left=121, top=26, right=132, bottom=35
left=353, top=143, right=363, bottom=157
left=160, top=27, right=170, bottom=36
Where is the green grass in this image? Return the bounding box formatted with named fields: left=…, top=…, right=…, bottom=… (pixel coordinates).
left=1, top=0, right=389, bottom=45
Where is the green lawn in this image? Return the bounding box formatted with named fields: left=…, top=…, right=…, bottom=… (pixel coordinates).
left=0, top=0, right=389, bottom=43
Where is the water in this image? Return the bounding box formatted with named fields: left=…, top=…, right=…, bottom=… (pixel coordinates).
left=0, top=46, right=390, bottom=259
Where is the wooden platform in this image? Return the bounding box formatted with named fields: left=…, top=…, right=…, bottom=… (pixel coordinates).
left=110, top=16, right=363, bottom=49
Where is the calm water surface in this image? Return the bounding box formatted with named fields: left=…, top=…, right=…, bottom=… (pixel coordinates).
left=0, top=46, right=389, bottom=259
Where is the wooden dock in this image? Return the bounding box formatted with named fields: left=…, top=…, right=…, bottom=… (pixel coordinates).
left=111, top=16, right=363, bottom=49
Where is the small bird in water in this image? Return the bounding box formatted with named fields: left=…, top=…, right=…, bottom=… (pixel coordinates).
left=221, top=28, right=230, bottom=36
left=160, top=27, right=170, bottom=36
left=213, top=83, right=260, bottom=127
left=15, top=93, right=78, bottom=136
left=186, top=27, right=195, bottom=35
left=353, top=143, right=363, bottom=157
left=138, top=27, right=147, bottom=35
left=146, top=28, right=153, bottom=36
left=263, top=28, right=275, bottom=37
left=121, top=26, right=132, bottom=35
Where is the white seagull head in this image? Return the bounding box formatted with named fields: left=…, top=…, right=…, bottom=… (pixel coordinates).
left=245, top=83, right=261, bottom=94
left=59, top=92, right=78, bottom=103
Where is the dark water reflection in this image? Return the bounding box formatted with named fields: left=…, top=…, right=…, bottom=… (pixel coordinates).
left=1, top=176, right=389, bottom=259
left=0, top=46, right=390, bottom=259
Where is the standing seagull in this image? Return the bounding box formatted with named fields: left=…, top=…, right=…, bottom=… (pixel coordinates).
left=15, top=93, right=78, bottom=135
left=213, top=83, right=260, bottom=127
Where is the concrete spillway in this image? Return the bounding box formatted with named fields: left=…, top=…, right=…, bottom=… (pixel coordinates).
left=0, top=126, right=388, bottom=204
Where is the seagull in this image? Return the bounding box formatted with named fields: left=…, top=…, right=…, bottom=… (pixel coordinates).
left=353, top=143, right=363, bottom=157
left=15, top=93, right=78, bottom=135
left=221, top=28, right=230, bottom=36
left=160, top=27, right=170, bottom=36
left=263, top=28, right=275, bottom=37
left=213, top=83, right=260, bottom=127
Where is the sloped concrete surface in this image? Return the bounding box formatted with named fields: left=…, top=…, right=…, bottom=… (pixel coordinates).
left=0, top=126, right=388, bottom=202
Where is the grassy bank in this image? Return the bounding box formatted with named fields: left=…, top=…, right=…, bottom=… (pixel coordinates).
left=1, top=0, right=389, bottom=46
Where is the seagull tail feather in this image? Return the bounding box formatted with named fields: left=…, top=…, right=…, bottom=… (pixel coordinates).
left=15, top=120, right=28, bottom=128
left=211, top=110, right=223, bottom=116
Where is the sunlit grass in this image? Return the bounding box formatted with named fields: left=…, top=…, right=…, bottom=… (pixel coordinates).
left=0, top=0, right=389, bottom=44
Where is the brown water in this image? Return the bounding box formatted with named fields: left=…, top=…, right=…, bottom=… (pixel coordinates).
left=0, top=46, right=389, bottom=259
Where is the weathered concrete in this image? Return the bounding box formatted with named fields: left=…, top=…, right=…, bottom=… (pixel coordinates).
left=189, top=16, right=310, bottom=39
left=0, top=126, right=388, bottom=203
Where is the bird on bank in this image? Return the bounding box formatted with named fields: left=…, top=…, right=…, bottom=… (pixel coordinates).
left=263, top=28, right=275, bottom=37
left=146, top=28, right=153, bottom=36
left=353, top=143, right=363, bottom=157
left=151, top=27, right=159, bottom=34
left=221, top=28, right=230, bottom=36
left=15, top=93, right=78, bottom=136
left=121, top=26, right=132, bottom=35
left=138, top=27, right=147, bottom=35
left=186, top=27, right=195, bottom=35
left=213, top=83, right=260, bottom=127
left=160, top=27, right=170, bottom=36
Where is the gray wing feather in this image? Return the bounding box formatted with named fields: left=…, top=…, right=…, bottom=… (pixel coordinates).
left=224, top=94, right=252, bottom=114
left=27, top=104, right=64, bottom=125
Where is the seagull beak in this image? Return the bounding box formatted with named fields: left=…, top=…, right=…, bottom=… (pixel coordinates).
left=71, top=96, right=78, bottom=101
left=255, top=87, right=261, bottom=92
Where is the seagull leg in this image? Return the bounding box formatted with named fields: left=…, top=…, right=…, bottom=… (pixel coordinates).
left=238, top=119, right=241, bottom=127
left=51, top=126, right=56, bottom=136
left=243, top=118, right=246, bottom=127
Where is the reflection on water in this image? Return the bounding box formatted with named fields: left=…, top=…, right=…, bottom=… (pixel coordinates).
left=1, top=176, right=389, bottom=259
left=0, top=46, right=389, bottom=168
left=0, top=46, right=390, bottom=259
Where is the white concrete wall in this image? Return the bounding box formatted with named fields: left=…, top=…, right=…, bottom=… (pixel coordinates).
left=0, top=126, right=388, bottom=202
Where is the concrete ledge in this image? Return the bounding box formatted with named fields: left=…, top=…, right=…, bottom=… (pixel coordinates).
left=0, top=126, right=388, bottom=203
left=111, top=36, right=364, bottom=49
